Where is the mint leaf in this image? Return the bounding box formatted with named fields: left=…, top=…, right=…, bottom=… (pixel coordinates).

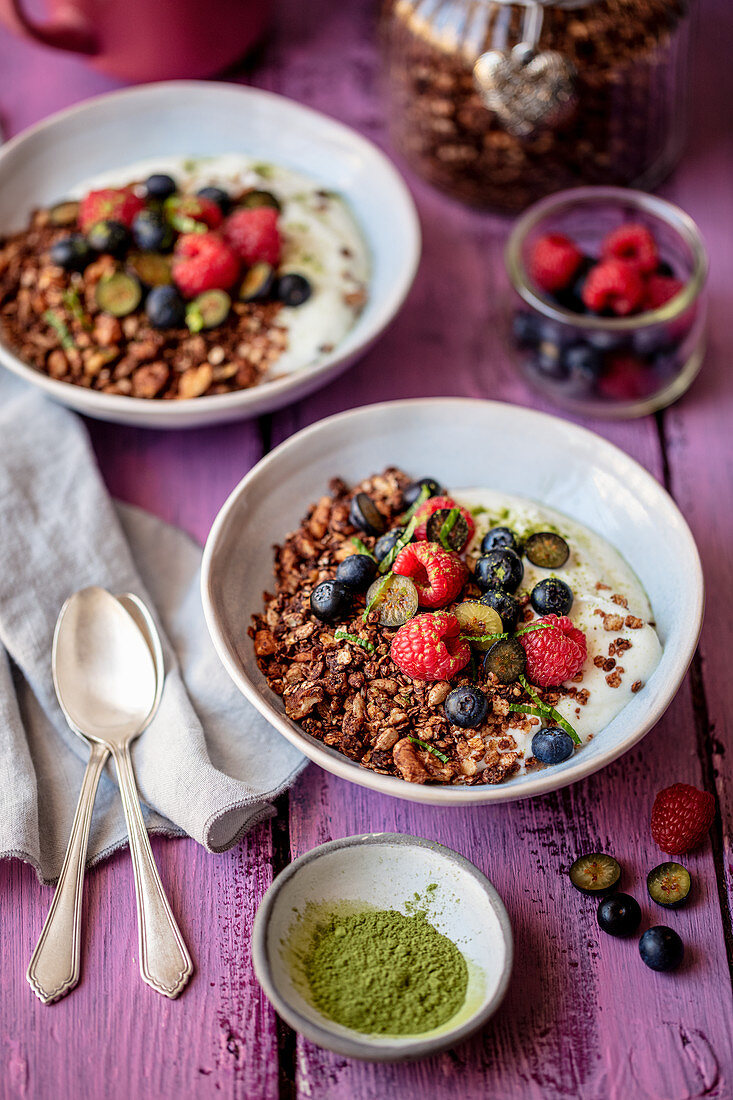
left=334, top=630, right=374, bottom=653
left=408, top=737, right=449, bottom=764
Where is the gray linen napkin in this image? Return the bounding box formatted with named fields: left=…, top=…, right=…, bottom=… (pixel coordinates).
left=0, top=374, right=306, bottom=884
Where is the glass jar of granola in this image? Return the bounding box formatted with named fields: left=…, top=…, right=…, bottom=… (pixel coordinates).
left=380, top=0, right=693, bottom=212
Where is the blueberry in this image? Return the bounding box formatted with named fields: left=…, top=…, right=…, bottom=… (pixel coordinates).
left=597, top=893, right=642, bottom=937
left=132, top=209, right=174, bottom=252
left=146, top=285, right=186, bottom=329
left=87, top=219, right=130, bottom=257
left=196, top=186, right=231, bottom=214
left=639, top=926, right=684, bottom=971
left=555, top=255, right=595, bottom=313
left=564, top=343, right=603, bottom=387
left=657, top=260, right=676, bottom=278
left=310, top=580, right=352, bottom=623
left=403, top=478, right=443, bottom=507
left=145, top=173, right=177, bottom=200
left=633, top=326, right=674, bottom=360
left=481, top=526, right=521, bottom=555
left=474, top=548, right=524, bottom=593
left=586, top=329, right=629, bottom=353
left=335, top=554, right=377, bottom=591
left=374, top=527, right=405, bottom=563
left=349, top=492, right=387, bottom=537
left=480, top=588, right=520, bottom=632
left=511, top=311, right=543, bottom=347
left=49, top=234, right=93, bottom=272
left=444, top=685, right=489, bottom=729
left=534, top=340, right=568, bottom=380
left=531, top=726, right=575, bottom=765
left=278, top=273, right=312, bottom=308
left=530, top=578, right=573, bottom=616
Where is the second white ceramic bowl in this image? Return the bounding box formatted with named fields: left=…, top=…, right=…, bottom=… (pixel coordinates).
left=0, top=82, right=420, bottom=428
left=251, top=833, right=513, bottom=1061
left=201, top=398, right=704, bottom=806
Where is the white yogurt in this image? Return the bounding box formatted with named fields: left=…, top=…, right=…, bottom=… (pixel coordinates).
left=67, top=154, right=370, bottom=378
left=454, top=488, right=663, bottom=772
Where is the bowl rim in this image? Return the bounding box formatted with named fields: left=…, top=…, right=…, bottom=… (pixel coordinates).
left=201, top=396, right=705, bottom=806
left=0, top=80, right=421, bottom=421
left=250, top=831, right=514, bottom=1061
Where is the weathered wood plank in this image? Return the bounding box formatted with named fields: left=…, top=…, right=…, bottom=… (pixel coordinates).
left=0, top=828, right=279, bottom=1100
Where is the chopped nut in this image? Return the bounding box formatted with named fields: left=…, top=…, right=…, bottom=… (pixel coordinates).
left=177, top=362, right=213, bottom=399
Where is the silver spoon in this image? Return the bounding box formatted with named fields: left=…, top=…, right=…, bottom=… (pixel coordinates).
left=27, top=591, right=164, bottom=1005
left=27, top=588, right=191, bottom=1002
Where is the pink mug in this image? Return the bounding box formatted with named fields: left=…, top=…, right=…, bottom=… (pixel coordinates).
left=0, top=0, right=270, bottom=82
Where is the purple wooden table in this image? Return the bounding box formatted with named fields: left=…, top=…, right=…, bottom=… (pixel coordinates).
left=1, top=2, right=732, bottom=1097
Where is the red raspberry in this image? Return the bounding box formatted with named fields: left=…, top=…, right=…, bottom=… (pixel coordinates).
left=597, top=355, right=656, bottom=402
left=166, top=194, right=223, bottom=231
left=413, top=496, right=476, bottom=544
left=79, top=188, right=145, bottom=231
left=602, top=223, right=659, bottom=274
left=172, top=233, right=240, bottom=298
left=224, top=207, right=281, bottom=266
left=528, top=234, right=584, bottom=294
left=651, top=783, right=715, bottom=854
left=391, top=611, right=471, bottom=681
left=520, top=615, right=587, bottom=687
left=582, top=259, right=644, bottom=316
left=392, top=542, right=466, bottom=608
left=643, top=274, right=684, bottom=311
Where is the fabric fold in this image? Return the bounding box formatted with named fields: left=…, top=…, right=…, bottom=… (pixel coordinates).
left=0, top=374, right=306, bottom=883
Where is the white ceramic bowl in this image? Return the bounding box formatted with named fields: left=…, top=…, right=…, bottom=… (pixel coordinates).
left=251, top=833, right=513, bottom=1061
left=0, top=82, right=420, bottom=429
left=201, top=398, right=704, bottom=805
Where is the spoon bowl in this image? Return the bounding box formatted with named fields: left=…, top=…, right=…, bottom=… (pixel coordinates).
left=53, top=587, right=157, bottom=746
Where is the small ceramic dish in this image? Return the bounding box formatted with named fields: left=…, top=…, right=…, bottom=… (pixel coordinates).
left=251, top=833, right=513, bottom=1061
left=0, top=81, right=420, bottom=429
left=201, top=397, right=704, bottom=805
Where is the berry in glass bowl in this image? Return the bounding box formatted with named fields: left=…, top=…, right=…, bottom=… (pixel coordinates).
left=505, top=187, right=708, bottom=418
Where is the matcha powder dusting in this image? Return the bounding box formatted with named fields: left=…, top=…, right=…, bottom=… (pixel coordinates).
left=303, top=908, right=468, bottom=1035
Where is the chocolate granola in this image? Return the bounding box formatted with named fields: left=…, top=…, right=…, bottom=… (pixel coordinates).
left=0, top=209, right=287, bottom=399
left=381, top=0, right=690, bottom=213
left=250, top=467, right=579, bottom=786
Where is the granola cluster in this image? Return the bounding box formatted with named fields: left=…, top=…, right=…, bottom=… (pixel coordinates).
left=250, top=468, right=585, bottom=786
left=0, top=210, right=287, bottom=399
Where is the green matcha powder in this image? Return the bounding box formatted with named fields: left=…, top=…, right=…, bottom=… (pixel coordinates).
left=303, top=908, right=468, bottom=1035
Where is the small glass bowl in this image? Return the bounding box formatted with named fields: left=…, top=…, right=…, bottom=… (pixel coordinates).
left=504, top=187, right=708, bottom=418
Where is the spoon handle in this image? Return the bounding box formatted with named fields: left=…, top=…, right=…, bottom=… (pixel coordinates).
left=27, top=741, right=109, bottom=1004
left=111, top=743, right=193, bottom=998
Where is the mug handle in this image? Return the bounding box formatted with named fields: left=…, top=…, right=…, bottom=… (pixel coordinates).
left=0, top=0, right=97, bottom=53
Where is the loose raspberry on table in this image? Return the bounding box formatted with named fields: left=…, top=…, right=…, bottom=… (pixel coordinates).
left=413, top=496, right=476, bottom=544
left=392, top=542, right=466, bottom=608
left=644, top=274, right=684, bottom=311
left=520, top=614, right=587, bottom=687
left=601, top=223, right=659, bottom=274
left=390, top=611, right=471, bottom=681
left=651, top=783, right=715, bottom=854
left=172, top=232, right=240, bottom=298
left=528, top=234, right=584, bottom=294
left=224, top=207, right=281, bottom=266
left=79, top=188, right=145, bottom=231
left=582, top=259, right=645, bottom=316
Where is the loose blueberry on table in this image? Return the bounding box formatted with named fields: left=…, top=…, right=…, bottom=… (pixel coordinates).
left=514, top=222, right=693, bottom=405
left=251, top=468, right=660, bottom=786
